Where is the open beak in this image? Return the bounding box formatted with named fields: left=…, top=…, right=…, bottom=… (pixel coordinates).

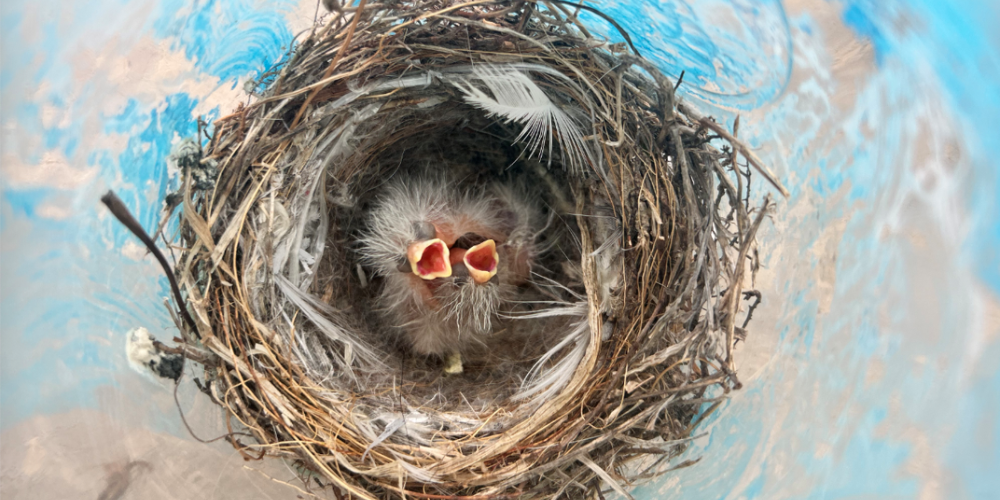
left=463, top=239, right=498, bottom=284
left=407, top=238, right=452, bottom=280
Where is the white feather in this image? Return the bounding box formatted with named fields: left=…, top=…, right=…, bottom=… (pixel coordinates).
left=449, top=64, right=593, bottom=172
left=513, top=304, right=590, bottom=403
left=362, top=417, right=406, bottom=463
left=274, top=275, right=384, bottom=375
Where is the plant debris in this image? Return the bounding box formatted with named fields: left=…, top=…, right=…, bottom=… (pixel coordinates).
left=115, top=1, right=786, bottom=498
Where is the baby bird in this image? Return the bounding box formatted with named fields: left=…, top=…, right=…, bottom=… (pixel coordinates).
left=359, top=178, right=541, bottom=374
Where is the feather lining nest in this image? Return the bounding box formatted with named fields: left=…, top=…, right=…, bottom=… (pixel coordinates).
left=157, top=1, right=787, bottom=498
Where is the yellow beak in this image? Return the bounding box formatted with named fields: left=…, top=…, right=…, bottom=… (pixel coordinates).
left=407, top=238, right=452, bottom=280
left=463, top=239, right=498, bottom=284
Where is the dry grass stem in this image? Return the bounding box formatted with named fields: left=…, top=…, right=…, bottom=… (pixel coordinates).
left=154, top=1, right=782, bottom=498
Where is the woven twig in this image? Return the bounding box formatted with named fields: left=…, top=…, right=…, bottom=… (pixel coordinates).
left=159, top=1, right=782, bottom=498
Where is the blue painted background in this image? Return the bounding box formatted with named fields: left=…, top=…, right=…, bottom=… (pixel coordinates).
left=1, top=1, right=998, bottom=498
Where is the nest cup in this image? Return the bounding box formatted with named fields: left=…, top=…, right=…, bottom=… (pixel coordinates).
left=166, top=1, right=784, bottom=498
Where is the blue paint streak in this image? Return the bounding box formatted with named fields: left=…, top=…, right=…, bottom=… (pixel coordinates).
left=629, top=1, right=1000, bottom=498
left=1, top=0, right=298, bottom=430
left=577, top=0, right=793, bottom=108
left=1, top=1, right=999, bottom=499
left=841, top=3, right=889, bottom=64
left=836, top=0, right=1000, bottom=294
left=946, top=347, right=1000, bottom=498
left=153, top=0, right=297, bottom=85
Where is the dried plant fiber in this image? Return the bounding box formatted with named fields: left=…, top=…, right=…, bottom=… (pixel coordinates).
left=155, top=1, right=786, bottom=498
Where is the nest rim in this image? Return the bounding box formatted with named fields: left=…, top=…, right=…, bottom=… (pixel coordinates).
left=160, top=2, right=783, bottom=498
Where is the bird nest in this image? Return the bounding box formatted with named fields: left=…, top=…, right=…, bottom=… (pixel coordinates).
left=158, top=1, right=786, bottom=498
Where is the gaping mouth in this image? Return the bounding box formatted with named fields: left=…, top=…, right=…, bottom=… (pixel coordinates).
left=463, top=239, right=498, bottom=284
left=407, top=238, right=452, bottom=280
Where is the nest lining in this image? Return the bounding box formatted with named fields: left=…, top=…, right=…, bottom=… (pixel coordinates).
left=161, top=1, right=785, bottom=498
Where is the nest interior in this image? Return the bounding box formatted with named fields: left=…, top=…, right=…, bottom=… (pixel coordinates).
left=162, top=1, right=785, bottom=498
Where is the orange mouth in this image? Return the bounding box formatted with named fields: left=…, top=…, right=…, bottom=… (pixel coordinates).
left=463, top=239, right=498, bottom=284
left=407, top=238, right=452, bottom=280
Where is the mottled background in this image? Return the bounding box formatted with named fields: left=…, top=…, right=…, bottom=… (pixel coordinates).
left=2, top=1, right=998, bottom=498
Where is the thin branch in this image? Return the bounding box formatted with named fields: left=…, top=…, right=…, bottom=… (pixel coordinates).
left=101, top=190, right=198, bottom=335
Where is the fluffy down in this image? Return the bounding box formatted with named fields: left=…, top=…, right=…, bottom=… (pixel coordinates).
left=358, top=178, right=542, bottom=359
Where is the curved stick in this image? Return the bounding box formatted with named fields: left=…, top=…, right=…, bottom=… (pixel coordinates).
left=101, top=190, right=199, bottom=335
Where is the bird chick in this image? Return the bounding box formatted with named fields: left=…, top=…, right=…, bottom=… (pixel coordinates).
left=359, top=178, right=541, bottom=374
